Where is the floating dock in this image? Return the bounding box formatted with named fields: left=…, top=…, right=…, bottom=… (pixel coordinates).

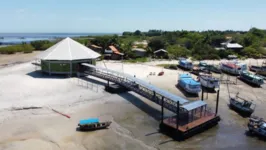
left=81, top=63, right=221, bottom=140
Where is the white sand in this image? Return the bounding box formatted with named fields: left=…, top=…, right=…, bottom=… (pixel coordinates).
left=0, top=59, right=266, bottom=150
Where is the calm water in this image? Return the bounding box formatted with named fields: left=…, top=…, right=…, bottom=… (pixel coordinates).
left=0, top=33, right=118, bottom=45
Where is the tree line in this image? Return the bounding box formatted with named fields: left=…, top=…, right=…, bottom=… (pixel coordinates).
left=120, top=28, right=266, bottom=59
left=1, top=28, right=266, bottom=60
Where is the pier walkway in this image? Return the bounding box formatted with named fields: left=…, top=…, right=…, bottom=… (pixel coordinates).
left=81, top=63, right=205, bottom=113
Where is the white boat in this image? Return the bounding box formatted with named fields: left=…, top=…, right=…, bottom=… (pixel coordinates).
left=220, top=60, right=247, bottom=75
left=199, top=74, right=219, bottom=89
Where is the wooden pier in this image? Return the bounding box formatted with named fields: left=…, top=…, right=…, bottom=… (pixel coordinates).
left=81, top=63, right=221, bottom=140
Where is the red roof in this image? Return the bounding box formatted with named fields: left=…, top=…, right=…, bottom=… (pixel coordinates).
left=109, top=45, right=123, bottom=55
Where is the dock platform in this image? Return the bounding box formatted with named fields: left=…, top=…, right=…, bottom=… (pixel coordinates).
left=80, top=63, right=221, bottom=140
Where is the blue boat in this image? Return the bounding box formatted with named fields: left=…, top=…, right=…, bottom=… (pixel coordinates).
left=178, top=58, right=193, bottom=70
left=78, top=118, right=112, bottom=131
left=178, top=74, right=201, bottom=94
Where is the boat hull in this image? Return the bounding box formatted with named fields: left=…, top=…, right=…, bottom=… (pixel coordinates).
left=221, top=66, right=239, bottom=75
left=178, top=81, right=201, bottom=94
left=199, top=76, right=219, bottom=89
left=239, top=74, right=264, bottom=87
left=78, top=121, right=112, bottom=131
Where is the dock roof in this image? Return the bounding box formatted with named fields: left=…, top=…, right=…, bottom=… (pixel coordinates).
left=181, top=100, right=207, bottom=111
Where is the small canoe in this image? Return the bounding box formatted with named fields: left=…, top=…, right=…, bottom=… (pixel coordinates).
left=78, top=118, right=112, bottom=131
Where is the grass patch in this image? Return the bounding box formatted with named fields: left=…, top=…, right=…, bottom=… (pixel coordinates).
left=156, top=64, right=178, bottom=67
left=124, top=57, right=149, bottom=63
left=156, top=64, right=179, bottom=70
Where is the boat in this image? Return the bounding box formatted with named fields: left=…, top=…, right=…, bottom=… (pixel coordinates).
left=256, top=61, right=266, bottom=76
left=199, top=61, right=208, bottom=67
left=229, top=93, right=256, bottom=117
left=239, top=71, right=264, bottom=87
left=158, top=71, right=164, bottom=76
left=178, top=58, right=193, bottom=70
left=220, top=61, right=247, bottom=75
left=199, top=74, right=219, bottom=90
left=191, top=66, right=211, bottom=76
left=207, top=65, right=222, bottom=74
left=248, top=116, right=266, bottom=138
left=178, top=74, right=201, bottom=94
left=77, top=118, right=112, bottom=131
left=249, top=65, right=262, bottom=72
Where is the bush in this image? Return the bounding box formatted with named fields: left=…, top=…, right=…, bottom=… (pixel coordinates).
left=242, top=47, right=260, bottom=58
left=0, top=44, right=34, bottom=54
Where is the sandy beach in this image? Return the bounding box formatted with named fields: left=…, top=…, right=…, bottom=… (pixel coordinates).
left=0, top=54, right=266, bottom=150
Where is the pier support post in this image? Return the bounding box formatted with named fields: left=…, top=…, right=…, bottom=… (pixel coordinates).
left=176, top=102, right=179, bottom=129
left=161, top=97, right=164, bottom=123
left=107, top=80, right=110, bottom=87
left=215, top=89, right=220, bottom=116
left=201, top=86, right=204, bottom=101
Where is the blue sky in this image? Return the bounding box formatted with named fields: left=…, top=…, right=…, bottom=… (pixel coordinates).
left=0, top=0, right=265, bottom=33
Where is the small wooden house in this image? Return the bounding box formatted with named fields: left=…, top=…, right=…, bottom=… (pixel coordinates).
left=153, top=49, right=168, bottom=59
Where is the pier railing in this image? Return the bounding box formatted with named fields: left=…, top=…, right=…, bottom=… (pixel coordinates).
left=81, top=63, right=189, bottom=113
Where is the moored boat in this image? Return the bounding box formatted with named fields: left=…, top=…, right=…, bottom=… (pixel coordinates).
left=191, top=66, right=211, bottom=76
left=178, top=58, right=193, bottom=70
left=239, top=71, right=264, bottom=87
left=78, top=118, right=112, bottom=131
left=256, top=61, right=266, bottom=76
left=199, top=61, right=208, bottom=68
left=199, top=74, right=219, bottom=90
left=178, top=74, right=201, bottom=94
left=248, top=116, right=266, bottom=138
left=229, top=93, right=256, bottom=117
left=208, top=65, right=222, bottom=74
left=220, top=61, right=247, bottom=75
left=249, top=65, right=262, bottom=72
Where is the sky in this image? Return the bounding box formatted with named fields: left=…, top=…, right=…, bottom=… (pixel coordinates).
left=0, top=0, right=265, bottom=33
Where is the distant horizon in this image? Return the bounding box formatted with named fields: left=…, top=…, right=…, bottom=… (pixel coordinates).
left=0, top=28, right=261, bottom=34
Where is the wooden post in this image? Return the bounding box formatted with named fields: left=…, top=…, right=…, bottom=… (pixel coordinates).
left=161, top=97, right=164, bottom=123
left=215, top=89, right=220, bottom=116
left=176, top=102, right=179, bottom=129
left=201, top=86, right=204, bottom=101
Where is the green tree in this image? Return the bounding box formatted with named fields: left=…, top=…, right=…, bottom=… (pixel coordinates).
left=167, top=45, right=190, bottom=59
left=242, top=47, right=260, bottom=58
left=134, top=30, right=142, bottom=36
left=148, top=37, right=166, bottom=51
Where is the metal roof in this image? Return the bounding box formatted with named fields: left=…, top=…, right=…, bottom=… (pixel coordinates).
left=132, top=48, right=146, bottom=52
left=37, top=37, right=101, bottom=60
left=154, top=49, right=168, bottom=54
left=181, top=100, right=206, bottom=111
left=82, top=63, right=189, bottom=104
left=226, top=43, right=243, bottom=49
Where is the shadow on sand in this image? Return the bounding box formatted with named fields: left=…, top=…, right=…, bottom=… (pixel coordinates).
left=118, top=92, right=162, bottom=121
left=26, top=70, right=69, bottom=79
left=76, top=127, right=109, bottom=132
left=78, top=76, right=108, bottom=87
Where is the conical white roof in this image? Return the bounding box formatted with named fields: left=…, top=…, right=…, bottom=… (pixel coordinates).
left=37, top=37, right=101, bottom=60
